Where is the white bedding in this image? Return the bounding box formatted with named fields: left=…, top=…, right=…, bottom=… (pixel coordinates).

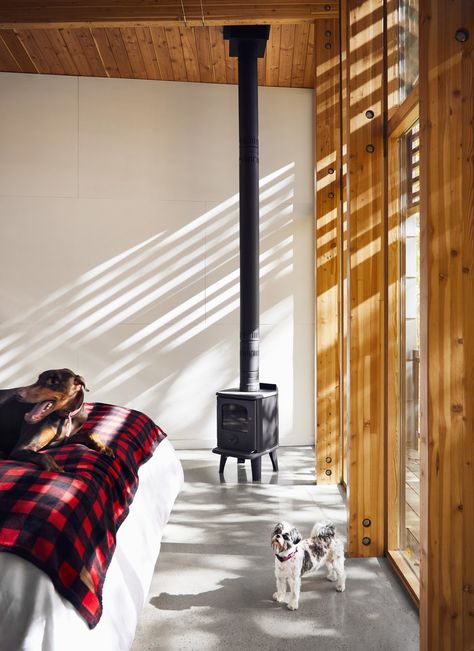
left=0, top=437, right=183, bottom=651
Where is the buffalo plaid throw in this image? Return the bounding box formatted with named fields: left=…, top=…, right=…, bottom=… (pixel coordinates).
left=0, top=402, right=166, bottom=628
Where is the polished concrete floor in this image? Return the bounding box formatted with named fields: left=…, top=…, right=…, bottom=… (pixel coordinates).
left=132, top=447, right=419, bottom=650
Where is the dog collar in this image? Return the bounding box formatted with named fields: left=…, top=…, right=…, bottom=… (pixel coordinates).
left=66, top=403, right=83, bottom=419
left=276, top=548, right=298, bottom=562
left=59, top=400, right=84, bottom=438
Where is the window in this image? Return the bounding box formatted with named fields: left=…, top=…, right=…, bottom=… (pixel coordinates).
left=387, top=114, right=421, bottom=598
left=398, top=121, right=420, bottom=577
left=398, top=0, right=419, bottom=101
left=222, top=403, right=249, bottom=433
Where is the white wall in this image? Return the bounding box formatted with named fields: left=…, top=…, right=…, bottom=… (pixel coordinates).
left=0, top=72, right=314, bottom=449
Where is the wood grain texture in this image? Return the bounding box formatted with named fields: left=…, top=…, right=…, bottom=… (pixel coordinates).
left=59, top=28, right=94, bottom=76
left=265, top=24, right=281, bottom=87
left=224, top=37, right=237, bottom=85
left=291, top=22, right=310, bottom=87
left=179, top=26, right=200, bottom=82
left=165, top=26, right=188, bottom=81
left=0, top=31, right=20, bottom=71
left=0, top=23, right=319, bottom=87
left=149, top=26, right=174, bottom=81
left=419, top=0, right=474, bottom=648
left=0, top=1, right=338, bottom=29
left=45, top=28, right=79, bottom=76
left=194, top=27, right=214, bottom=83
left=121, top=26, right=147, bottom=79
left=91, top=27, right=120, bottom=78
left=339, top=0, right=349, bottom=489
left=315, top=17, right=341, bottom=485
left=134, top=26, right=162, bottom=80
left=103, top=27, right=131, bottom=77
left=303, top=21, right=315, bottom=88
left=209, top=26, right=226, bottom=83
left=77, top=27, right=108, bottom=76
left=14, top=29, right=51, bottom=73
left=0, top=28, right=37, bottom=72
left=278, top=23, right=295, bottom=87
left=26, top=29, right=63, bottom=74
left=345, top=0, right=385, bottom=557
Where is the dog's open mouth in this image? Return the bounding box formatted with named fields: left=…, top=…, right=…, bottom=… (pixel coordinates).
left=24, top=400, right=56, bottom=424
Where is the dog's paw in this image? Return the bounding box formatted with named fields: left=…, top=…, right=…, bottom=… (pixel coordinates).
left=336, top=585, right=346, bottom=592
left=326, top=571, right=337, bottom=582
left=273, top=592, right=286, bottom=603
left=287, top=601, right=299, bottom=611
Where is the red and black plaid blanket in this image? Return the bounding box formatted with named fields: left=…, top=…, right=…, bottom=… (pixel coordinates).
left=0, top=402, right=166, bottom=628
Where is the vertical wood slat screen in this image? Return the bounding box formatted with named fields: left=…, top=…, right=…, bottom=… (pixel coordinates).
left=315, top=1, right=386, bottom=555
left=315, top=17, right=342, bottom=485
left=419, top=0, right=474, bottom=647
left=344, top=0, right=386, bottom=556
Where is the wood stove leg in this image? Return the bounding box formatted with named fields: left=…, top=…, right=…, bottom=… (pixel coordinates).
left=269, top=450, right=279, bottom=472
left=219, top=455, right=227, bottom=474
left=251, top=456, right=262, bottom=481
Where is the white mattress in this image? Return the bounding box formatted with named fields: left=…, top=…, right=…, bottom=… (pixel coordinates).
left=0, top=437, right=183, bottom=651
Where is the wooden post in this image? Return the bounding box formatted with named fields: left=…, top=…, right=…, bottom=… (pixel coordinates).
left=315, top=17, right=342, bottom=484
left=339, top=0, right=350, bottom=490
left=419, top=0, right=474, bottom=647
left=345, top=0, right=386, bottom=556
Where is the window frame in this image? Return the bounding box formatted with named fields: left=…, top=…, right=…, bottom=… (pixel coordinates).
left=386, top=98, right=420, bottom=605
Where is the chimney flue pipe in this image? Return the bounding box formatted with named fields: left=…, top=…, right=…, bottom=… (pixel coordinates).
left=223, top=26, right=270, bottom=392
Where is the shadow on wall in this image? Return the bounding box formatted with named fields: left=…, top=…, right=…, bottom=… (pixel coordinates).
left=0, top=163, right=304, bottom=444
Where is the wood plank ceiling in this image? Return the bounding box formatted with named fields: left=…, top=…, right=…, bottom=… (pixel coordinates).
left=0, top=24, right=317, bottom=87
left=0, top=2, right=339, bottom=87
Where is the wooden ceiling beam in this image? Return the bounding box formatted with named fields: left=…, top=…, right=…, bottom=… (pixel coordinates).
left=0, top=1, right=338, bottom=29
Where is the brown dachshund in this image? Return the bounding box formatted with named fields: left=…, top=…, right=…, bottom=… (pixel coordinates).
left=0, top=368, right=114, bottom=472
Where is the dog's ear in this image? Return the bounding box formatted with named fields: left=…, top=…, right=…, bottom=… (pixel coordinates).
left=290, top=527, right=302, bottom=545
left=74, top=375, right=89, bottom=392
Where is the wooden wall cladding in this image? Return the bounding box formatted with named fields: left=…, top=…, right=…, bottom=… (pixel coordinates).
left=419, top=0, right=474, bottom=648
left=0, top=24, right=316, bottom=87
left=339, top=0, right=349, bottom=489
left=345, top=0, right=385, bottom=556
left=315, top=17, right=342, bottom=484
left=0, top=1, right=338, bottom=28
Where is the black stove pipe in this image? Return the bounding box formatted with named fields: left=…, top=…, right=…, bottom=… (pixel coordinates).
left=224, top=26, right=270, bottom=393
left=238, top=40, right=260, bottom=392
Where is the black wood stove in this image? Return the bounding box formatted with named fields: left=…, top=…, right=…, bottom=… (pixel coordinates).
left=215, top=384, right=279, bottom=481
left=213, top=25, right=279, bottom=481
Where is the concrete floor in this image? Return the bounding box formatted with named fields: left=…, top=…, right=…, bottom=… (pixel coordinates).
left=132, top=447, right=419, bottom=650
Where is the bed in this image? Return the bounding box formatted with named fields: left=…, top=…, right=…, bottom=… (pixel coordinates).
left=0, top=402, right=183, bottom=651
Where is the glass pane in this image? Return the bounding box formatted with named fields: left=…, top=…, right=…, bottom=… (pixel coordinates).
left=398, top=0, right=419, bottom=101
left=222, top=403, right=249, bottom=433
left=399, top=121, right=421, bottom=576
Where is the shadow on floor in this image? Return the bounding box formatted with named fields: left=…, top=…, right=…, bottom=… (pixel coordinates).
left=132, top=447, right=419, bottom=651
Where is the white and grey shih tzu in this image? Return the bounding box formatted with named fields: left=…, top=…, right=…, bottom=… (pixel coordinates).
left=271, top=521, right=346, bottom=610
